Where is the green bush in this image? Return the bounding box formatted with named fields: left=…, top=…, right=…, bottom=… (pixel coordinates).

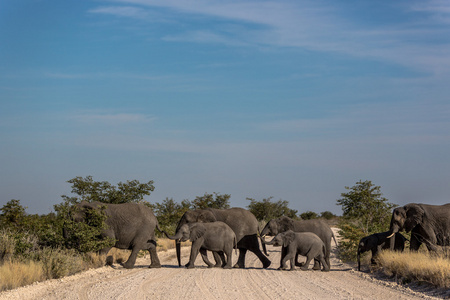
left=33, top=248, right=86, bottom=279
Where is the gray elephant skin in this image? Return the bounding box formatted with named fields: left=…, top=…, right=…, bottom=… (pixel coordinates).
left=165, top=221, right=237, bottom=269
left=264, top=230, right=329, bottom=271
left=175, top=208, right=270, bottom=269
left=260, top=216, right=336, bottom=269
left=388, top=203, right=450, bottom=252
left=357, top=231, right=406, bottom=271
left=71, top=201, right=161, bottom=269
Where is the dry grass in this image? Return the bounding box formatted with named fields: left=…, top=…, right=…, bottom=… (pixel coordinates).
left=0, top=260, right=44, bottom=291
left=378, top=250, right=450, bottom=288
left=157, top=238, right=191, bottom=252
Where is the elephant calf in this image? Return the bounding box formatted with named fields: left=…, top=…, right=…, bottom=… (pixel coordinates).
left=265, top=230, right=329, bottom=272
left=165, top=221, right=237, bottom=269
left=357, top=231, right=406, bottom=271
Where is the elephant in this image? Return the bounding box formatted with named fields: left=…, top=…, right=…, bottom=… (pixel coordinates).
left=264, top=230, right=329, bottom=271
left=164, top=221, right=237, bottom=269
left=175, top=208, right=271, bottom=269
left=260, top=216, right=336, bottom=270
left=388, top=203, right=450, bottom=252
left=68, top=201, right=161, bottom=269
left=357, top=231, right=406, bottom=271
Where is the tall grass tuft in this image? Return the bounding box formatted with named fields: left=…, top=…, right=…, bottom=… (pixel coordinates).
left=0, top=260, right=44, bottom=291
left=378, top=250, right=450, bottom=288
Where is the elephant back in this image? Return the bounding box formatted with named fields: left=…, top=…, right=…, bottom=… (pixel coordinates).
left=208, top=207, right=259, bottom=241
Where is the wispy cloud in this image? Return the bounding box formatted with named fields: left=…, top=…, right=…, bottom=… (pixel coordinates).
left=88, top=1, right=450, bottom=75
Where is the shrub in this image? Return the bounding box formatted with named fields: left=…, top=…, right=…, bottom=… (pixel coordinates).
left=32, top=248, right=86, bottom=279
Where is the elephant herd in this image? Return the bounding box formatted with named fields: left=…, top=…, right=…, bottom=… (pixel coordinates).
left=72, top=201, right=450, bottom=272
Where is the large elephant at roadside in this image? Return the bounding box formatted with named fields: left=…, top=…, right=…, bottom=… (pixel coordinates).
left=67, top=201, right=161, bottom=269
left=388, top=203, right=450, bottom=251
left=260, top=216, right=336, bottom=269
left=175, top=208, right=271, bottom=269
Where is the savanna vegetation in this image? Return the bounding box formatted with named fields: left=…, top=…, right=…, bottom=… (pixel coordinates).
left=1, top=176, right=448, bottom=291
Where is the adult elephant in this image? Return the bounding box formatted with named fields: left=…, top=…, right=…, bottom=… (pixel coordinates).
left=175, top=208, right=271, bottom=269
left=387, top=203, right=450, bottom=251
left=260, top=216, right=336, bottom=269
left=67, top=201, right=161, bottom=269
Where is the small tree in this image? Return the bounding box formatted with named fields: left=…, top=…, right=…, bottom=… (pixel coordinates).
left=151, top=198, right=192, bottom=234
left=246, top=197, right=298, bottom=222
left=61, top=176, right=155, bottom=204
left=336, top=180, right=397, bottom=261
left=0, top=199, right=26, bottom=228
left=191, top=193, right=230, bottom=210
left=300, top=211, right=318, bottom=220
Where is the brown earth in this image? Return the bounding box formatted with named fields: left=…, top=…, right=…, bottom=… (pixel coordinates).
left=0, top=229, right=445, bottom=300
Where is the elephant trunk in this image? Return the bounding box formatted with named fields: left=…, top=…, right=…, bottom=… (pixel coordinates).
left=261, top=237, right=268, bottom=256
left=176, top=242, right=181, bottom=267
left=388, top=224, right=399, bottom=250
left=164, top=230, right=183, bottom=241
left=357, top=248, right=361, bottom=271
left=263, top=238, right=275, bottom=245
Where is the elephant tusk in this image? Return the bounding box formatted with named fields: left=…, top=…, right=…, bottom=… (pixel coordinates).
left=261, top=234, right=266, bottom=238
left=387, top=232, right=395, bottom=239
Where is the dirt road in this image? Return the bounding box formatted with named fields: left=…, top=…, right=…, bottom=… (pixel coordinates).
left=0, top=230, right=443, bottom=300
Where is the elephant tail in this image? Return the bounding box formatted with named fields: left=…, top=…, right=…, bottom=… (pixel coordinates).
left=234, top=235, right=238, bottom=256
left=257, top=228, right=269, bottom=256
left=331, top=230, right=338, bottom=246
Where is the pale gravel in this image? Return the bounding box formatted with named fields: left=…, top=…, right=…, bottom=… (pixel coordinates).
left=0, top=228, right=446, bottom=300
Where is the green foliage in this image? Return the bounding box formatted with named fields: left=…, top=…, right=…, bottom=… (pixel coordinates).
left=55, top=202, right=115, bottom=253
left=61, top=176, right=155, bottom=204
left=151, top=198, right=192, bottom=234
left=246, top=197, right=298, bottom=222
left=0, top=199, right=27, bottom=228
left=336, top=180, right=397, bottom=262
left=191, top=193, right=231, bottom=209
left=300, top=211, right=319, bottom=220
left=320, top=211, right=337, bottom=220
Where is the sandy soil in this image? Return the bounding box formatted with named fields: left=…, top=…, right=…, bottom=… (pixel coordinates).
left=0, top=229, right=446, bottom=300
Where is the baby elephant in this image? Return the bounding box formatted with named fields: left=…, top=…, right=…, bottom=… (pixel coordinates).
left=165, top=221, right=236, bottom=269
left=265, top=230, right=329, bottom=271
left=357, top=231, right=406, bottom=271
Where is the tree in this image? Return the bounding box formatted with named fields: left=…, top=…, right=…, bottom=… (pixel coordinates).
left=151, top=198, right=192, bottom=234
left=61, top=176, right=155, bottom=204
left=336, top=180, right=397, bottom=261
left=191, top=193, right=230, bottom=210
left=320, top=211, right=337, bottom=220
left=246, top=197, right=298, bottom=222
left=300, top=211, right=318, bottom=220
left=0, top=199, right=26, bottom=227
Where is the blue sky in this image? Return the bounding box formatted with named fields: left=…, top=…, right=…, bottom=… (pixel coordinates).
left=1, top=0, right=450, bottom=215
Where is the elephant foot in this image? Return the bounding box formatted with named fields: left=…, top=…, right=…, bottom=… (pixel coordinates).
left=312, top=266, right=321, bottom=271
left=300, top=267, right=309, bottom=271
left=148, top=263, right=161, bottom=268
left=233, top=262, right=245, bottom=269
left=321, top=268, right=330, bottom=272
left=185, top=264, right=195, bottom=269
left=121, top=263, right=134, bottom=269
left=295, top=262, right=304, bottom=267
left=223, top=265, right=232, bottom=269
left=215, top=264, right=223, bottom=268
left=262, top=260, right=271, bottom=269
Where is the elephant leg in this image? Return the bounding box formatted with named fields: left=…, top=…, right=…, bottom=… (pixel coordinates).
left=223, top=250, right=232, bottom=269
left=233, top=248, right=247, bottom=268
left=199, top=248, right=214, bottom=268
left=213, top=251, right=223, bottom=267
left=245, top=235, right=271, bottom=268
left=370, top=248, right=378, bottom=265
left=301, top=254, right=313, bottom=271
left=312, top=258, right=321, bottom=270
left=279, top=246, right=288, bottom=269
left=122, top=246, right=139, bottom=269
left=187, top=243, right=200, bottom=269
left=148, top=240, right=161, bottom=268
left=295, top=253, right=304, bottom=267
left=410, top=234, right=422, bottom=251
left=319, top=255, right=330, bottom=272
left=218, top=251, right=227, bottom=268
left=282, top=251, right=295, bottom=271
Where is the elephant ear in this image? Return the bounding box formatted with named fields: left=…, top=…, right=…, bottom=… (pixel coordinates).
left=404, top=204, right=425, bottom=232
left=189, top=223, right=207, bottom=242
left=283, top=230, right=295, bottom=247
left=278, top=216, right=294, bottom=232
left=196, top=210, right=217, bottom=223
